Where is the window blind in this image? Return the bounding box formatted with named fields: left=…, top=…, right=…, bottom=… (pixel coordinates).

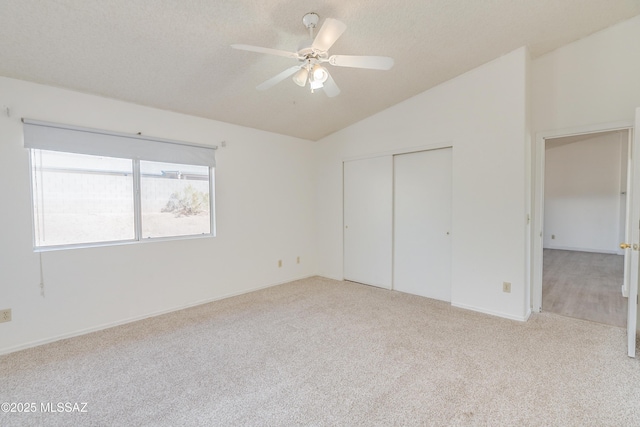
left=23, top=119, right=217, bottom=167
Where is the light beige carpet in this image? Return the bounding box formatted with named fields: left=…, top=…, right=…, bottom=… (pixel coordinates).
left=1, top=276, right=639, bottom=426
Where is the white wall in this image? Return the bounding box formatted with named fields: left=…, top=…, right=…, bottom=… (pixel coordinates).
left=315, top=47, right=530, bottom=321
left=532, top=15, right=640, bottom=133
left=544, top=132, right=626, bottom=253
left=0, top=76, right=317, bottom=354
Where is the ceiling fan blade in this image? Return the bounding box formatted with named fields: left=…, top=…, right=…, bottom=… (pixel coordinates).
left=323, top=72, right=341, bottom=98
left=256, top=66, right=301, bottom=91
left=328, top=55, right=394, bottom=70
left=231, top=44, right=299, bottom=59
left=312, top=18, right=347, bottom=52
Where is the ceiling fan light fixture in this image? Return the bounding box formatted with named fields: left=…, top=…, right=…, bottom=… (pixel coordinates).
left=232, top=12, right=393, bottom=97
left=292, top=67, right=308, bottom=87
left=309, top=78, right=324, bottom=90
left=312, top=64, right=329, bottom=83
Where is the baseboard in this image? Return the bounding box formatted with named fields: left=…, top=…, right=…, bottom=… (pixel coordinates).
left=0, top=274, right=315, bottom=356
left=544, top=245, right=619, bottom=255
left=318, top=274, right=344, bottom=282
left=451, top=302, right=529, bottom=322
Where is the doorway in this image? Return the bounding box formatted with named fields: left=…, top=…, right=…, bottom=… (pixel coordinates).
left=541, top=130, right=629, bottom=327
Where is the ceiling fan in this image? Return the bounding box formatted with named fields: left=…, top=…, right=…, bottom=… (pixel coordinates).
left=231, top=12, right=394, bottom=97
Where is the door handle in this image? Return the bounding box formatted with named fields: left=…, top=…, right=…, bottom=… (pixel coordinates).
left=621, top=243, right=640, bottom=251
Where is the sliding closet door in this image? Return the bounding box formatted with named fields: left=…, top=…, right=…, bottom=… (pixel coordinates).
left=394, top=148, right=452, bottom=301
left=343, top=156, right=393, bottom=289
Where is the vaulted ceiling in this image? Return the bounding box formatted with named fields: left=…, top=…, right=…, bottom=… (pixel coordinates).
left=1, top=1, right=639, bottom=140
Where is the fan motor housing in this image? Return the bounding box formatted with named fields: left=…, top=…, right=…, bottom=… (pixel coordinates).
left=297, top=38, right=314, bottom=56
left=297, top=39, right=329, bottom=61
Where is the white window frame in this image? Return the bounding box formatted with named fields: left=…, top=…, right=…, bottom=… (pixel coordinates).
left=24, top=119, right=217, bottom=251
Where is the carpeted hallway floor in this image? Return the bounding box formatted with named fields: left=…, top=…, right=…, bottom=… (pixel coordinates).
left=1, top=276, right=639, bottom=426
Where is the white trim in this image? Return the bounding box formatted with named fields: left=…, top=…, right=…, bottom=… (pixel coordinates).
left=342, top=141, right=454, bottom=163
left=536, top=121, right=633, bottom=141
left=133, top=160, right=142, bottom=242
left=28, top=149, right=38, bottom=250
left=524, top=130, right=532, bottom=329
left=209, top=167, right=217, bottom=237
left=0, top=274, right=315, bottom=356
left=33, top=233, right=214, bottom=253
left=322, top=274, right=345, bottom=282
left=543, top=246, right=620, bottom=255
left=532, top=121, right=634, bottom=313
left=627, top=109, right=640, bottom=358
left=342, top=161, right=346, bottom=282
left=452, top=302, right=530, bottom=322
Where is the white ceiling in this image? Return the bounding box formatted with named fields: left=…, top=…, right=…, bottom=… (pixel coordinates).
left=1, top=1, right=639, bottom=141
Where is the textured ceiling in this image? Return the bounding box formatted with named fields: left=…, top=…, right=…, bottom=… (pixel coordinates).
left=0, top=1, right=639, bottom=141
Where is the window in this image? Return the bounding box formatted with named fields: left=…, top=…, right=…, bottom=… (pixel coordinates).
left=140, top=161, right=211, bottom=238
left=31, top=150, right=135, bottom=246
left=25, top=120, right=216, bottom=249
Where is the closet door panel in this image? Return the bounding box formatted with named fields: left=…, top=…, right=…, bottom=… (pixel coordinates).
left=343, top=156, right=393, bottom=289
left=394, top=148, right=452, bottom=301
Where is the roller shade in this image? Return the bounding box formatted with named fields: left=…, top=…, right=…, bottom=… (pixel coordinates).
left=23, top=119, right=216, bottom=167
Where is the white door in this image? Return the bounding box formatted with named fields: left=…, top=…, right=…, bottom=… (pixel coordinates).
left=343, top=156, right=393, bottom=289
left=628, top=108, right=640, bottom=357
left=393, top=148, right=452, bottom=301
left=622, top=134, right=633, bottom=298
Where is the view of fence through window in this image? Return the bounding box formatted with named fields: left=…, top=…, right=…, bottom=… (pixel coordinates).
left=31, top=150, right=211, bottom=248
left=140, top=160, right=210, bottom=238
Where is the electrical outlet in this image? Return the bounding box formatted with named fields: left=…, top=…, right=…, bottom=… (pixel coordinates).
left=503, top=282, right=511, bottom=293
left=278, top=260, right=282, bottom=268
left=0, top=309, right=11, bottom=323
left=296, top=256, right=300, bottom=264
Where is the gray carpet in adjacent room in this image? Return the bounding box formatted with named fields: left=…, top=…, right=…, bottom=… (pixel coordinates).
left=1, top=276, right=639, bottom=426
left=543, top=249, right=627, bottom=327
